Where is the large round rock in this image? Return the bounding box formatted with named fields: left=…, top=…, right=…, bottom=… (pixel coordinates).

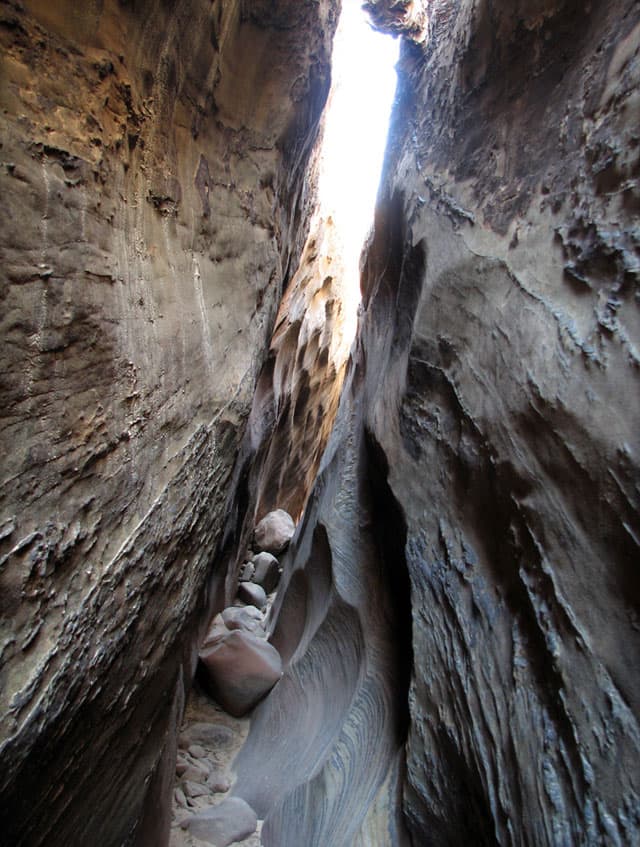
left=251, top=551, right=281, bottom=593
left=185, top=797, right=258, bottom=846
left=237, top=581, right=267, bottom=609
left=253, top=509, right=295, bottom=554
left=199, top=630, right=283, bottom=717
left=221, top=605, right=264, bottom=634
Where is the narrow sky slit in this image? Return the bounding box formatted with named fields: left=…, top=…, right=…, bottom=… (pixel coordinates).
left=318, top=1, right=399, bottom=307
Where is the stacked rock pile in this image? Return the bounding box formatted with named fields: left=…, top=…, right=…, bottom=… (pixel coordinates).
left=171, top=510, right=295, bottom=845
left=171, top=706, right=261, bottom=847
left=198, top=509, right=295, bottom=718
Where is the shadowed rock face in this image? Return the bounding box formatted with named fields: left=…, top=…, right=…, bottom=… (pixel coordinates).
left=0, top=1, right=337, bottom=844
left=364, top=1, right=640, bottom=841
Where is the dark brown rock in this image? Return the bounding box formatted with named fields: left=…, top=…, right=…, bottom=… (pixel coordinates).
left=199, top=630, right=283, bottom=718
left=237, top=582, right=268, bottom=610
left=251, top=552, right=282, bottom=594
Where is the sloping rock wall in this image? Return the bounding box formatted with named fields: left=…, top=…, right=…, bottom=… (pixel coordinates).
left=230, top=0, right=640, bottom=844
left=366, top=1, right=640, bottom=841
left=0, top=1, right=338, bottom=844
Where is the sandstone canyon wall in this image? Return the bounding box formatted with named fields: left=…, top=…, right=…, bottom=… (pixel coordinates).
left=2, top=0, right=639, bottom=845
left=228, top=0, right=640, bottom=844
left=0, top=1, right=338, bottom=844
left=363, top=2, right=640, bottom=841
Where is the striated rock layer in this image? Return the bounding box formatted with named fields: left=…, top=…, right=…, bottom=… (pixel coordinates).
left=0, top=1, right=338, bottom=844
left=230, top=0, right=640, bottom=844
left=366, top=1, right=640, bottom=841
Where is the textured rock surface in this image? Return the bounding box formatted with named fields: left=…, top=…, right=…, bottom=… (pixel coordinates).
left=4, top=0, right=639, bottom=844
left=228, top=0, right=640, bottom=845
left=245, top=216, right=356, bottom=524
left=0, top=1, right=337, bottom=844
left=363, top=1, right=640, bottom=842
left=219, top=211, right=355, bottom=595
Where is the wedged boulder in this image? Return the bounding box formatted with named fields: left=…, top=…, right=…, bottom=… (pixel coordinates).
left=183, top=797, right=258, bottom=846
left=250, top=551, right=281, bottom=593
left=202, top=614, right=229, bottom=649
left=253, top=509, right=295, bottom=554
left=237, top=581, right=267, bottom=610
left=238, top=561, right=255, bottom=582
left=221, top=605, right=264, bottom=634
left=199, top=630, right=283, bottom=717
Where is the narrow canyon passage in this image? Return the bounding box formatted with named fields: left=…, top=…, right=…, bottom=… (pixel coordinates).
left=1, top=1, right=639, bottom=846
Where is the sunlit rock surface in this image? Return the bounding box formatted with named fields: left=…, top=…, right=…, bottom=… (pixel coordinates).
left=0, top=1, right=338, bottom=844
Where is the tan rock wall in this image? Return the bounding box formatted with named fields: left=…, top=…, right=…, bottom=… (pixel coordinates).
left=0, top=1, right=337, bottom=844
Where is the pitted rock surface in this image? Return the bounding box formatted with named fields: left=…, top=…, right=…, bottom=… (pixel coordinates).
left=0, top=1, right=339, bottom=844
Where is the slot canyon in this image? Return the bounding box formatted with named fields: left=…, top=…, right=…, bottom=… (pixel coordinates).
left=1, top=0, right=639, bottom=844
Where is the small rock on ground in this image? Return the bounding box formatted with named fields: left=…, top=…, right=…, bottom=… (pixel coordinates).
left=185, top=797, right=257, bottom=847
left=188, top=744, right=206, bottom=758
left=184, top=780, right=210, bottom=799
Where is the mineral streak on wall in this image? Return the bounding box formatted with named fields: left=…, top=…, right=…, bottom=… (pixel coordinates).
left=0, top=1, right=338, bottom=844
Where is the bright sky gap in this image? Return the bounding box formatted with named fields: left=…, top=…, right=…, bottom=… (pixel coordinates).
left=317, top=1, right=399, bottom=305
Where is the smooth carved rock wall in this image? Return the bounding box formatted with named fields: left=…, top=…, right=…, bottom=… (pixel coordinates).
left=0, top=1, right=337, bottom=844
left=231, top=421, right=413, bottom=846
left=230, top=0, right=640, bottom=844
